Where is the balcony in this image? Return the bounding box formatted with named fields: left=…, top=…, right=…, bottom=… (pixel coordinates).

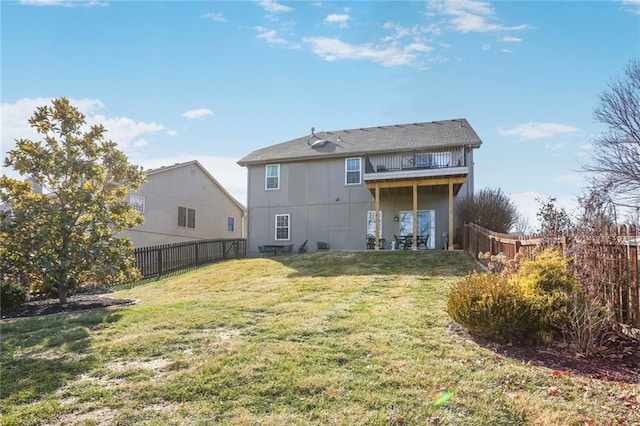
left=363, top=147, right=468, bottom=183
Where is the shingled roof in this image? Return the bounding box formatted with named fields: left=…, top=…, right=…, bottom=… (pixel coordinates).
left=237, top=119, right=482, bottom=166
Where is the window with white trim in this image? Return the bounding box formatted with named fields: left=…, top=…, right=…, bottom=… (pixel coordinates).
left=275, top=214, right=290, bottom=240
left=129, top=194, right=145, bottom=213
left=265, top=164, right=280, bottom=190
left=178, top=206, right=196, bottom=229
left=227, top=216, right=235, bottom=232
left=345, top=158, right=361, bottom=185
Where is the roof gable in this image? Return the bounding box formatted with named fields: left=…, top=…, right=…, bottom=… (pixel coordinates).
left=238, top=119, right=482, bottom=166
left=145, top=160, right=246, bottom=212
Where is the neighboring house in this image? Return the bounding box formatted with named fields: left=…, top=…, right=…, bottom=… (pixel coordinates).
left=238, top=119, right=483, bottom=255
left=123, top=160, right=246, bottom=248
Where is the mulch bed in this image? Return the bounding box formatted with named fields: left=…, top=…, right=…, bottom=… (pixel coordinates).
left=1, top=294, right=137, bottom=320
left=449, top=323, right=640, bottom=384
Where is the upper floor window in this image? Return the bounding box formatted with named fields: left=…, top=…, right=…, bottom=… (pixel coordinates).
left=129, top=194, right=145, bottom=213
left=275, top=214, right=290, bottom=240
left=345, top=158, right=361, bottom=185
left=227, top=216, right=235, bottom=232
left=266, top=164, right=280, bottom=190
left=178, top=206, right=196, bottom=229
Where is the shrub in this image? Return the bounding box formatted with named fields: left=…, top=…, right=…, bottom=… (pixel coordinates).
left=561, top=293, right=614, bottom=357
left=447, top=272, right=536, bottom=342
left=510, top=248, right=578, bottom=338
left=1, top=280, right=29, bottom=310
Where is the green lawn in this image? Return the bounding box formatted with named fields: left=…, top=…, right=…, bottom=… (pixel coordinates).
left=1, top=251, right=638, bottom=425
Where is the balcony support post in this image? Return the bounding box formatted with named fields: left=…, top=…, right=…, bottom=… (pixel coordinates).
left=448, top=179, right=454, bottom=250
left=413, top=182, right=418, bottom=250
left=375, top=184, right=380, bottom=250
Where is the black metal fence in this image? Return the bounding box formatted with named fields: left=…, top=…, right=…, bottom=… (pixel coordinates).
left=134, top=238, right=246, bottom=279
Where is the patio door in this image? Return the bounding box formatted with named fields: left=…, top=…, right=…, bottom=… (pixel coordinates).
left=366, top=210, right=382, bottom=237
left=399, top=210, right=435, bottom=249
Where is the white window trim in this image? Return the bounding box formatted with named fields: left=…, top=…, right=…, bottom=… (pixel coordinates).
left=265, top=164, right=280, bottom=190
left=227, top=216, right=235, bottom=232
left=130, top=194, right=145, bottom=214
left=345, top=157, right=361, bottom=185
left=275, top=213, right=290, bottom=241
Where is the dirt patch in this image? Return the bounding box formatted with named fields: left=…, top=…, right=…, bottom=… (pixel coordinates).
left=1, top=294, right=137, bottom=320
left=449, top=322, right=640, bottom=384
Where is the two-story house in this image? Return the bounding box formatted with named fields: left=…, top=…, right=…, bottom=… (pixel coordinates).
left=123, top=160, right=246, bottom=248
left=238, top=119, right=482, bottom=255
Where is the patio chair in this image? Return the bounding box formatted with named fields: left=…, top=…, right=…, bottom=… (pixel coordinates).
left=394, top=235, right=404, bottom=250
left=283, top=244, right=294, bottom=255
left=298, top=240, right=309, bottom=254
left=258, top=246, right=274, bottom=257
left=317, top=241, right=330, bottom=251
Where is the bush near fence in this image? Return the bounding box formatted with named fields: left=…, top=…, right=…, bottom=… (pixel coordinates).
left=464, top=223, right=639, bottom=329
left=134, top=238, right=246, bottom=279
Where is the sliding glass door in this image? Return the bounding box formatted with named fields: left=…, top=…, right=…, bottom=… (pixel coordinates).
left=398, top=210, right=435, bottom=249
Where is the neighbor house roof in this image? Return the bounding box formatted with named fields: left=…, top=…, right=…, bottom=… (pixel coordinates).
left=143, top=160, right=246, bottom=212
left=237, top=119, right=482, bottom=166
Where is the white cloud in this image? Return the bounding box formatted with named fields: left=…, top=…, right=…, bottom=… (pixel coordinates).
left=257, top=0, right=292, bottom=13
left=481, top=43, right=491, bottom=50
left=136, top=155, right=247, bottom=206
left=429, top=0, right=530, bottom=33
left=166, top=130, right=178, bottom=137
left=255, top=26, right=289, bottom=45
left=501, top=48, right=512, bottom=54
left=501, top=36, right=522, bottom=42
left=200, top=12, right=227, bottom=22
left=622, top=0, right=640, bottom=14
left=324, top=13, right=351, bottom=28
left=2, top=97, right=169, bottom=178
left=181, top=109, right=214, bottom=120
left=509, top=191, right=578, bottom=231
left=304, top=37, right=417, bottom=66
left=498, top=122, right=579, bottom=140
left=544, top=141, right=568, bottom=151
left=19, top=0, right=107, bottom=7
left=406, top=42, right=434, bottom=53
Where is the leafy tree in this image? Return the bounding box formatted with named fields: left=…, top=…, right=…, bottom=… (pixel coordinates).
left=584, top=59, right=640, bottom=206
left=456, top=187, right=518, bottom=233
left=0, top=98, right=145, bottom=303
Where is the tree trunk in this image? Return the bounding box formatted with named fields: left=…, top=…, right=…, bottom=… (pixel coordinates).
left=58, top=283, right=67, bottom=305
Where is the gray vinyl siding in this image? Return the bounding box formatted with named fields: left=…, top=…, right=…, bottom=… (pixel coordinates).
left=123, top=163, right=245, bottom=248
left=245, top=157, right=468, bottom=255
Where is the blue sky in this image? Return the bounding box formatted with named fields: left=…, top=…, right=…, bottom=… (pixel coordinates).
left=2, top=0, right=639, bottom=229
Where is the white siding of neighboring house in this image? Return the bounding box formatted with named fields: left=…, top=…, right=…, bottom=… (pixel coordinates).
left=123, top=162, right=245, bottom=248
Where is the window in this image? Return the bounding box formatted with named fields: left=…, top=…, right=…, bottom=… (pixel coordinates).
left=367, top=210, right=383, bottom=238
left=130, top=194, right=145, bottom=213
left=227, top=216, right=235, bottom=232
left=178, top=206, right=196, bottom=229
left=275, top=214, right=290, bottom=240
left=266, top=164, right=280, bottom=190
left=345, top=158, right=361, bottom=185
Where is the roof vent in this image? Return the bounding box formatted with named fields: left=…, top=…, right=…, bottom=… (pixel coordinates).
left=311, top=139, right=328, bottom=148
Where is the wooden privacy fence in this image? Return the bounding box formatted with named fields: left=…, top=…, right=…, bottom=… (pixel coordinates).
left=133, top=238, right=246, bottom=279
left=464, top=223, right=639, bottom=328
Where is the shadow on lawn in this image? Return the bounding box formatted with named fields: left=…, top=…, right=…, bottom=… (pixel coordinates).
left=276, top=250, right=481, bottom=278
left=0, top=310, right=123, bottom=405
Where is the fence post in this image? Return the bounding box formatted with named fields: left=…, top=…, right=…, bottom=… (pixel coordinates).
left=195, top=241, right=199, bottom=266
left=157, top=247, right=163, bottom=276
left=629, top=224, right=639, bottom=327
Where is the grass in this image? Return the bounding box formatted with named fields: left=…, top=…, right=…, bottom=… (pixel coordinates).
left=1, top=250, right=638, bottom=425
